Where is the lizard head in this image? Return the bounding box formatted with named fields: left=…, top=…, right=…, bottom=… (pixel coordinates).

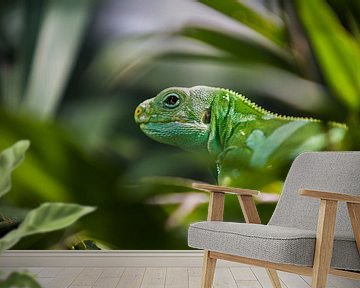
left=134, top=86, right=215, bottom=152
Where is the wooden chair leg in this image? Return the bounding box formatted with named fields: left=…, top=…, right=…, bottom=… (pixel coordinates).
left=312, top=199, right=337, bottom=288
left=347, top=202, right=360, bottom=254
left=201, top=250, right=217, bottom=288
left=200, top=192, right=224, bottom=288
left=266, top=269, right=282, bottom=288
left=238, top=195, right=282, bottom=287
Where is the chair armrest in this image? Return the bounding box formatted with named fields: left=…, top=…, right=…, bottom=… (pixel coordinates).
left=192, top=183, right=259, bottom=196
left=301, top=189, right=360, bottom=263
left=299, top=189, right=360, bottom=204
left=193, top=182, right=261, bottom=223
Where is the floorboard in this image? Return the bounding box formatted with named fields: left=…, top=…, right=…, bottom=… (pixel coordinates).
left=141, top=267, right=166, bottom=288
left=213, top=267, right=238, bottom=287
left=116, top=267, right=145, bottom=288
left=165, top=268, right=188, bottom=288
left=278, top=271, right=310, bottom=288
left=251, top=267, right=287, bottom=288
left=188, top=267, right=201, bottom=288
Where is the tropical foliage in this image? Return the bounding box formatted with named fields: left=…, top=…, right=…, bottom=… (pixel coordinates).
left=0, top=141, right=95, bottom=286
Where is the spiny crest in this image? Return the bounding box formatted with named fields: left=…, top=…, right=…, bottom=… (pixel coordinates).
left=219, top=87, right=321, bottom=122
left=220, top=88, right=272, bottom=115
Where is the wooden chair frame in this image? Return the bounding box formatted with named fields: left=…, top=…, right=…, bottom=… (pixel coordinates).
left=192, top=183, right=360, bottom=288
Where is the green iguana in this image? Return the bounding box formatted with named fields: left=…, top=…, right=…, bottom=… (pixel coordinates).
left=134, top=86, right=347, bottom=189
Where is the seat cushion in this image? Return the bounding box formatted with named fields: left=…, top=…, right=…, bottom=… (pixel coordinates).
left=188, top=221, right=360, bottom=271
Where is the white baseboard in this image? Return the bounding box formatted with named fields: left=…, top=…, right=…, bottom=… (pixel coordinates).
left=0, top=250, right=247, bottom=267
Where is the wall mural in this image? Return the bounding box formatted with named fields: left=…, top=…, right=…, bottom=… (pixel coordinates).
left=0, top=0, right=359, bottom=255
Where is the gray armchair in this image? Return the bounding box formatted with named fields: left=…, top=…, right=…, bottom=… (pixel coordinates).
left=188, top=152, right=360, bottom=288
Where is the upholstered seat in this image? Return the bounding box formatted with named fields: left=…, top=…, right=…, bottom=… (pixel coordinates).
left=189, top=221, right=360, bottom=271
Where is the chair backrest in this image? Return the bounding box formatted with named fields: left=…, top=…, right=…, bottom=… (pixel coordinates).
left=269, top=152, right=360, bottom=238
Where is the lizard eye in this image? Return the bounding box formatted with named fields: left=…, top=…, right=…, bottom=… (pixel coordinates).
left=163, top=93, right=180, bottom=108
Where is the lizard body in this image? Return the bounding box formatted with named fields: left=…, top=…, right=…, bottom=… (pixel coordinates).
left=135, top=86, right=347, bottom=188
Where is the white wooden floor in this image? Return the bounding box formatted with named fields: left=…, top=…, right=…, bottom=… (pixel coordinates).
left=3, top=266, right=360, bottom=288
left=0, top=251, right=359, bottom=288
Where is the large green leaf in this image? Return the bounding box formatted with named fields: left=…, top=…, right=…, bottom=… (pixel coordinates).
left=199, top=0, right=285, bottom=46
left=0, top=203, right=95, bottom=250
left=86, top=35, right=170, bottom=88
left=181, top=27, right=293, bottom=71
left=298, top=0, right=360, bottom=110
left=22, top=0, right=95, bottom=118
left=0, top=110, right=94, bottom=203
left=0, top=0, right=46, bottom=109
left=0, top=140, right=30, bottom=198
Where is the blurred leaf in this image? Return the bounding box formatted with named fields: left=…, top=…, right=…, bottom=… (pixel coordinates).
left=87, top=35, right=170, bottom=88
left=0, top=203, right=95, bottom=250
left=0, top=204, right=29, bottom=224
left=248, top=122, right=309, bottom=167
left=0, top=111, right=82, bottom=202
left=15, top=0, right=46, bottom=104
left=0, top=271, right=41, bottom=288
left=71, top=239, right=101, bottom=250
left=124, top=176, right=209, bottom=203
left=140, top=176, right=199, bottom=193
left=199, top=0, right=285, bottom=46
left=346, top=113, right=360, bottom=150
left=181, top=27, right=293, bottom=70
left=13, top=154, right=73, bottom=202
left=60, top=97, right=123, bottom=150
left=0, top=1, right=24, bottom=108
left=348, top=12, right=360, bottom=43
left=0, top=140, right=29, bottom=198
left=22, top=0, right=95, bottom=117
left=298, top=0, right=360, bottom=110
left=0, top=218, right=20, bottom=237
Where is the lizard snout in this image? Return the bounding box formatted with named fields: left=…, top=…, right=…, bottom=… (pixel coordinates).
left=134, top=103, right=150, bottom=124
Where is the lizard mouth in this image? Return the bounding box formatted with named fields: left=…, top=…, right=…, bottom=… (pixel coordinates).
left=139, top=120, right=188, bottom=133
left=139, top=121, right=182, bottom=137
left=138, top=118, right=189, bottom=125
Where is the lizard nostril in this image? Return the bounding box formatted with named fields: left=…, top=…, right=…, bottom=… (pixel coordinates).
left=135, top=106, right=142, bottom=117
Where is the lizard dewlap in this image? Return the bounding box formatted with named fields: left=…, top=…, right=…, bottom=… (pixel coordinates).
left=135, top=86, right=347, bottom=188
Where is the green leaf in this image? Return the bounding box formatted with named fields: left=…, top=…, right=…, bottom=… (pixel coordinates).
left=247, top=122, right=309, bottom=167
left=0, top=140, right=30, bottom=198
left=22, top=0, right=95, bottom=118
left=0, top=271, right=41, bottom=288
left=86, top=35, right=167, bottom=88
left=199, top=0, right=285, bottom=46
left=0, top=110, right=90, bottom=202
left=298, top=0, right=360, bottom=110
left=0, top=203, right=96, bottom=250
left=0, top=217, right=20, bottom=238
left=181, top=27, right=293, bottom=70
